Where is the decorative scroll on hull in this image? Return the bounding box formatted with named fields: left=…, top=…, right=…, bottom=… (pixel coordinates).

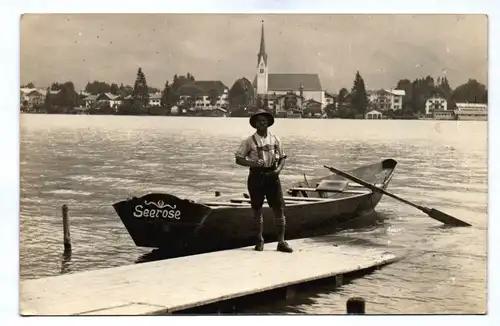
left=112, top=193, right=212, bottom=248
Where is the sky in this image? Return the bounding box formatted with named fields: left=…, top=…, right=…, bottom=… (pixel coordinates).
left=20, top=14, right=488, bottom=92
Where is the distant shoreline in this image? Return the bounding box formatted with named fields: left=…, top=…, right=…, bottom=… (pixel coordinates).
left=19, top=112, right=488, bottom=121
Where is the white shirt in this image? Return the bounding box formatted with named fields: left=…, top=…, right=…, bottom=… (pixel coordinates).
left=234, top=132, right=286, bottom=168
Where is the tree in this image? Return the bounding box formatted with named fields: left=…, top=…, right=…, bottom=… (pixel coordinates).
left=160, top=80, right=178, bottom=108
left=396, top=79, right=413, bottom=110
left=436, top=76, right=454, bottom=109
left=324, top=103, right=336, bottom=118
left=132, top=67, right=150, bottom=108
left=57, top=82, right=79, bottom=108
left=160, top=80, right=170, bottom=107
left=452, top=79, right=487, bottom=104
left=228, top=78, right=254, bottom=110
left=337, top=88, right=349, bottom=108
left=85, top=81, right=111, bottom=95
left=118, top=84, right=133, bottom=98
left=148, top=86, right=160, bottom=94
left=349, top=71, right=369, bottom=115
left=208, top=88, right=219, bottom=106
left=171, top=74, right=193, bottom=92
left=110, top=83, right=119, bottom=95
left=410, top=76, right=435, bottom=114
left=44, top=87, right=53, bottom=110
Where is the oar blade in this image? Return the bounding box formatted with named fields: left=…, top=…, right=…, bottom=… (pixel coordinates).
left=428, top=208, right=471, bottom=227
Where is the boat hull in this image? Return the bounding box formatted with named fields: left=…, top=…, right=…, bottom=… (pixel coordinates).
left=112, top=159, right=397, bottom=258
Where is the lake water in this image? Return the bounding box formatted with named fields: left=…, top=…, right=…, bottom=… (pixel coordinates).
left=19, top=114, right=487, bottom=314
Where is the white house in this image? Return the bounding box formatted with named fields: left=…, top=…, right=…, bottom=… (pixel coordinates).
left=369, top=89, right=405, bottom=111
left=425, top=96, right=447, bottom=115
left=149, top=93, right=162, bottom=107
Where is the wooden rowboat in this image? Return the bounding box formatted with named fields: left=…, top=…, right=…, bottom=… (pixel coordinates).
left=112, top=159, right=397, bottom=258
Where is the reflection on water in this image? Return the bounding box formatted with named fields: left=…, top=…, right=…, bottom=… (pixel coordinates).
left=20, top=115, right=487, bottom=314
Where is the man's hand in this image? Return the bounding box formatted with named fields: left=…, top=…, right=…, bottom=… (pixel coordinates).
left=236, top=157, right=265, bottom=168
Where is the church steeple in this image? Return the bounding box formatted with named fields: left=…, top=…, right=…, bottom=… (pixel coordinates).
left=257, top=21, right=267, bottom=67
left=256, top=21, right=268, bottom=95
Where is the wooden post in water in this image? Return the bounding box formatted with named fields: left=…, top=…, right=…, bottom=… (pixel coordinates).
left=62, top=204, right=71, bottom=252
left=346, top=297, right=365, bottom=314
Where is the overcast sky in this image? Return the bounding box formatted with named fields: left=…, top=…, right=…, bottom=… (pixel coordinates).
left=20, top=14, right=487, bottom=92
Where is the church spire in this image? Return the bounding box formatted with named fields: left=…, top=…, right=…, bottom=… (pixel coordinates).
left=257, top=21, right=267, bottom=67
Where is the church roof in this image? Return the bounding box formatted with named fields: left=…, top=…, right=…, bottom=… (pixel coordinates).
left=267, top=73, right=323, bottom=91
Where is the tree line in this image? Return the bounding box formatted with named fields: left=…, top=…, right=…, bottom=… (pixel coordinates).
left=325, top=72, right=488, bottom=119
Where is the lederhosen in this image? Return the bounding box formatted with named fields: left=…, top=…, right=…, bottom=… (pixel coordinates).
left=247, top=134, right=286, bottom=218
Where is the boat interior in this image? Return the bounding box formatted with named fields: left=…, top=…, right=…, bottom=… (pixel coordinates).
left=201, top=160, right=397, bottom=209
left=202, top=178, right=375, bottom=208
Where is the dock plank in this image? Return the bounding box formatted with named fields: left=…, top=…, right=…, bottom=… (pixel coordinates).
left=20, top=237, right=397, bottom=316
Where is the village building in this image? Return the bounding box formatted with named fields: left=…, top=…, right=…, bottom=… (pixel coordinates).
left=82, top=95, right=98, bottom=108
left=365, top=109, right=383, bottom=119
left=96, top=93, right=122, bottom=108
left=454, top=102, right=487, bottom=121
left=252, top=23, right=326, bottom=116
left=176, top=80, right=229, bottom=109
left=148, top=93, right=162, bottom=107
left=20, top=87, right=60, bottom=110
left=432, top=110, right=455, bottom=120
left=368, top=89, right=405, bottom=111
left=425, top=95, right=448, bottom=115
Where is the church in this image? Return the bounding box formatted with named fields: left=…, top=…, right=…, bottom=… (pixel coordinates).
left=252, top=23, right=326, bottom=116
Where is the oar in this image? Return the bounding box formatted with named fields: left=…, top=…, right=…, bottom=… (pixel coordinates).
left=323, top=165, right=471, bottom=227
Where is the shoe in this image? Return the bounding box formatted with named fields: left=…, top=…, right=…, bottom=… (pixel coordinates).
left=254, top=239, right=264, bottom=251
left=277, top=241, right=293, bottom=253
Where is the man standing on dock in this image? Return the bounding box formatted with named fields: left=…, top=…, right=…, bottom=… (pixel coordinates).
left=234, top=109, right=293, bottom=253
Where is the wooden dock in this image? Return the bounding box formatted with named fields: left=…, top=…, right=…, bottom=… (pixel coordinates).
left=20, top=236, right=398, bottom=315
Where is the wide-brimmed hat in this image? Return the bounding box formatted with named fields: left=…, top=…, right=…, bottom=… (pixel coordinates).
left=249, top=109, right=274, bottom=128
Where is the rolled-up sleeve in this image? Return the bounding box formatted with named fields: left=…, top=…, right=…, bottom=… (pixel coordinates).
left=235, top=138, right=250, bottom=159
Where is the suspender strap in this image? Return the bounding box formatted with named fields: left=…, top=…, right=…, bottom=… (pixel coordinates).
left=252, top=135, right=263, bottom=160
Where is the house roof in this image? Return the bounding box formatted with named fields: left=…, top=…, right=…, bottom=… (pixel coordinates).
left=83, top=95, right=98, bottom=101
left=454, top=109, right=487, bottom=115
left=20, top=87, right=38, bottom=94
left=177, top=81, right=228, bottom=96
left=96, top=93, right=121, bottom=101
left=370, top=89, right=406, bottom=97
left=381, top=89, right=405, bottom=96
left=456, top=102, right=487, bottom=109
left=149, top=93, right=162, bottom=100
left=267, top=74, right=322, bottom=91
left=21, top=88, right=59, bottom=96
